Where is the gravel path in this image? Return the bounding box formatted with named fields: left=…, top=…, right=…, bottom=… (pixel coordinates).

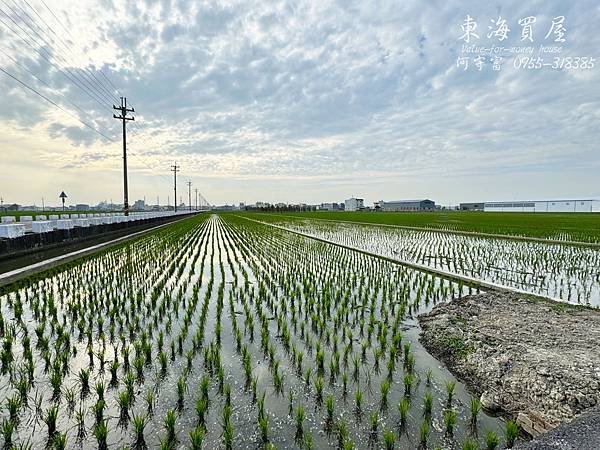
left=418, top=292, right=600, bottom=437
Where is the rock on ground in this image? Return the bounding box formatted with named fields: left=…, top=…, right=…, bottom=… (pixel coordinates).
left=418, top=291, right=600, bottom=437
left=515, top=407, right=600, bottom=449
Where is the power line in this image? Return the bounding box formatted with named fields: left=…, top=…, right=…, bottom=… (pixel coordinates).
left=0, top=8, right=114, bottom=114
left=0, top=45, right=117, bottom=139
left=0, top=65, right=113, bottom=141
left=15, top=0, right=120, bottom=103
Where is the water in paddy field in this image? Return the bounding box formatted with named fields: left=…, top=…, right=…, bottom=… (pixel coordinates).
left=256, top=216, right=600, bottom=307
left=0, top=214, right=507, bottom=450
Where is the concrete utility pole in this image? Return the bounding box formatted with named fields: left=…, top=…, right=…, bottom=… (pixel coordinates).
left=171, top=162, right=180, bottom=212
left=113, top=97, right=134, bottom=216
left=194, top=188, right=198, bottom=211
left=187, top=181, right=192, bottom=212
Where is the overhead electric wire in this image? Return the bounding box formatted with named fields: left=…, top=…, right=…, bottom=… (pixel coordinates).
left=0, top=10, right=114, bottom=115
left=16, top=0, right=121, bottom=103
left=0, top=65, right=114, bottom=141
left=0, top=45, right=117, bottom=139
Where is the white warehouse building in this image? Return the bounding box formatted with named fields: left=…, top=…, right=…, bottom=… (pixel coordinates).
left=344, top=198, right=364, bottom=212
left=484, top=199, right=599, bottom=213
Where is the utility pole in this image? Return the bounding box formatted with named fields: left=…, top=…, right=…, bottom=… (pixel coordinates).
left=171, top=162, right=180, bottom=212
left=187, top=181, right=192, bottom=212
left=113, top=97, right=134, bottom=216
left=194, top=188, right=198, bottom=211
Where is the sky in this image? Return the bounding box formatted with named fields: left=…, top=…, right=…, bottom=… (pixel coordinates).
left=1, top=0, right=599, bottom=207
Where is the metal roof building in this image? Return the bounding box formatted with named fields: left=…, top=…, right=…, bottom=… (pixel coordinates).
left=378, top=199, right=436, bottom=212
left=484, top=199, right=599, bottom=213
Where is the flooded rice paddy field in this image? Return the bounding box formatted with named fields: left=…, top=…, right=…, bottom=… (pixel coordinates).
left=251, top=215, right=600, bottom=307
left=0, top=214, right=512, bottom=449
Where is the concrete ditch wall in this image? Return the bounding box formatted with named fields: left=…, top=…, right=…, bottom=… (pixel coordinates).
left=0, top=212, right=198, bottom=259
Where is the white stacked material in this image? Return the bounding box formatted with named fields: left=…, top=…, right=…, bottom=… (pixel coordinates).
left=1, top=216, right=16, bottom=223
left=60, top=214, right=70, bottom=219
left=36, top=215, right=47, bottom=221
left=0, top=223, right=26, bottom=238
left=20, top=216, right=33, bottom=222
left=49, top=215, right=59, bottom=220
left=71, top=214, right=79, bottom=219
left=74, top=219, right=90, bottom=227
left=90, top=218, right=102, bottom=226
left=56, top=219, right=74, bottom=230
left=32, top=221, right=53, bottom=233
left=101, top=217, right=112, bottom=224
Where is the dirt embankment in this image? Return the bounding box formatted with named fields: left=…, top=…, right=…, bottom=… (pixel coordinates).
left=418, top=292, right=600, bottom=437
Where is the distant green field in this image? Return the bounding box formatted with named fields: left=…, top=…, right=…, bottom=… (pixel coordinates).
left=244, top=211, right=600, bottom=244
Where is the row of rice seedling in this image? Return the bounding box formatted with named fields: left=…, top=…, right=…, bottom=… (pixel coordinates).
left=0, top=213, right=518, bottom=449
left=251, top=215, right=600, bottom=306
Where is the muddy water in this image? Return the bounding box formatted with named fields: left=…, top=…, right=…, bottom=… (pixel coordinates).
left=0, top=214, right=507, bottom=449
left=253, top=215, right=600, bottom=307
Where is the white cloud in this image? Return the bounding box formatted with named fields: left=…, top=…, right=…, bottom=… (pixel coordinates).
left=1, top=0, right=599, bottom=205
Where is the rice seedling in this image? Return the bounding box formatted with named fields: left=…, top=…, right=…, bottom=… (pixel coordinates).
left=444, top=408, right=457, bottom=435
left=177, top=376, right=187, bottom=408
left=145, top=389, right=155, bottom=415
left=355, top=389, right=363, bottom=416
left=1, top=420, right=14, bottom=448
left=304, top=432, right=314, bottom=450
left=222, top=406, right=233, bottom=450
left=132, top=413, right=148, bottom=448
left=94, top=420, right=108, bottom=450
left=380, top=379, right=390, bottom=410
left=470, top=397, right=482, bottom=425
left=325, top=394, right=335, bottom=431
left=398, top=398, right=409, bottom=427
left=52, top=432, right=67, bottom=450
left=78, top=368, right=90, bottom=396
left=462, top=438, right=480, bottom=450
left=6, top=395, right=21, bottom=423
left=419, top=420, right=430, bottom=448
left=445, top=380, right=456, bottom=406
left=259, top=414, right=269, bottom=443
left=383, top=430, right=396, bottom=450
left=336, top=420, right=349, bottom=449
left=92, top=399, right=105, bottom=424
left=295, top=405, right=305, bottom=439
left=505, top=420, right=519, bottom=448
left=189, top=426, right=204, bottom=450
left=423, top=392, right=433, bottom=417
left=164, top=409, right=177, bottom=444
left=43, top=405, right=59, bottom=437
left=314, top=376, right=324, bottom=405
left=485, top=430, right=500, bottom=450
left=403, top=373, right=414, bottom=397
left=369, top=412, right=378, bottom=435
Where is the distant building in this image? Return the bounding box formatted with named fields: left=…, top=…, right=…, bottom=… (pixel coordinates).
left=484, top=199, right=599, bottom=213
left=345, top=198, right=364, bottom=212
left=75, top=204, right=90, bottom=211
left=378, top=199, right=436, bottom=212
left=459, top=202, right=484, bottom=211
left=319, top=202, right=343, bottom=211
left=131, top=200, right=145, bottom=211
